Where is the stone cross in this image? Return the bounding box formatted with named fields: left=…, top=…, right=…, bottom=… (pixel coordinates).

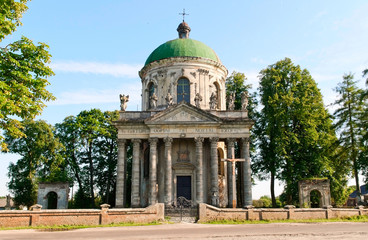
left=222, top=155, right=245, bottom=208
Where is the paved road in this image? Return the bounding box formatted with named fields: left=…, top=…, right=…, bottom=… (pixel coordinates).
left=1, top=222, right=368, bottom=240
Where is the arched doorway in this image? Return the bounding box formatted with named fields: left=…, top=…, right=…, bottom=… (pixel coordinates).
left=47, top=191, right=58, bottom=209
left=310, top=190, right=322, bottom=208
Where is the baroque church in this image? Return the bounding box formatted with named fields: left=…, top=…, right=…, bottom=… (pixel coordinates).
left=114, top=21, right=253, bottom=208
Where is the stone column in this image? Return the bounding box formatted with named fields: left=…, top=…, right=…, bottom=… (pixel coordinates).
left=210, top=137, right=219, bottom=207
left=149, top=138, right=158, bottom=205
left=115, top=139, right=127, bottom=208
left=195, top=137, right=204, bottom=204
left=131, top=139, right=141, bottom=207
left=241, top=137, right=252, bottom=207
left=226, top=138, right=236, bottom=208
left=164, top=137, right=173, bottom=205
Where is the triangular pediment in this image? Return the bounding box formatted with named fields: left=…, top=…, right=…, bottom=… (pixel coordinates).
left=145, top=102, right=222, bottom=124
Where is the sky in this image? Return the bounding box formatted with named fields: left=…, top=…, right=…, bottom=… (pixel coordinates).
left=1, top=0, right=368, bottom=199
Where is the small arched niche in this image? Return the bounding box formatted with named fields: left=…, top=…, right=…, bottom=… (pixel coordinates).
left=147, top=82, right=155, bottom=109
left=213, top=82, right=221, bottom=109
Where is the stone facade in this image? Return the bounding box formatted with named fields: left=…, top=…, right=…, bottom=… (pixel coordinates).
left=114, top=22, right=254, bottom=208
left=139, top=58, right=228, bottom=111
left=298, top=179, right=331, bottom=208
left=37, top=182, right=69, bottom=209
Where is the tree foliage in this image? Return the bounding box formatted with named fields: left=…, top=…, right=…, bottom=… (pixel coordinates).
left=254, top=58, right=339, bottom=206
left=333, top=74, right=365, bottom=195
left=0, top=0, right=28, bottom=41
left=1, top=0, right=55, bottom=151
left=55, top=109, right=119, bottom=208
left=225, top=71, right=251, bottom=110
left=5, top=120, right=66, bottom=207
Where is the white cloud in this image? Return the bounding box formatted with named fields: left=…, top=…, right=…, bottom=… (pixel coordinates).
left=50, top=61, right=143, bottom=78
left=50, top=83, right=141, bottom=108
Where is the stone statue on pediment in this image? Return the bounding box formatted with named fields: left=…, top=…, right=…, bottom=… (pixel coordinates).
left=119, top=94, right=129, bottom=111
left=209, top=92, right=217, bottom=110
left=241, top=91, right=248, bottom=111
left=228, top=92, right=235, bottom=110
left=165, top=92, right=173, bottom=106
left=194, top=93, right=203, bottom=108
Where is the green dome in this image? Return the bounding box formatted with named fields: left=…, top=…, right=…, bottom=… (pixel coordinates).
left=144, top=38, right=220, bottom=66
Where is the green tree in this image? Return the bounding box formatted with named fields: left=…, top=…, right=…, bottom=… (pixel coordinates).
left=56, top=109, right=119, bottom=208
left=333, top=73, right=364, bottom=196
left=4, top=120, right=66, bottom=207
left=225, top=71, right=251, bottom=110
left=255, top=58, right=338, bottom=205
left=94, top=111, right=119, bottom=205
left=0, top=0, right=28, bottom=41
left=0, top=0, right=55, bottom=151
left=360, top=70, right=368, bottom=185
left=363, top=69, right=368, bottom=85
left=55, top=116, right=87, bottom=207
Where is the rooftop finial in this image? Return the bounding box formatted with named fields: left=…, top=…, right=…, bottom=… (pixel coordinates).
left=177, top=9, right=191, bottom=39
left=179, top=8, right=189, bottom=22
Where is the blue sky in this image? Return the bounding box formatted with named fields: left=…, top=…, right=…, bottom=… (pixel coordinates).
left=1, top=0, right=368, bottom=198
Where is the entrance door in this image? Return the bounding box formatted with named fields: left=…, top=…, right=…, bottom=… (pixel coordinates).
left=177, top=176, right=191, bottom=200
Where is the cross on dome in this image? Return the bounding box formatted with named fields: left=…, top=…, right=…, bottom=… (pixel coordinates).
left=179, top=8, right=189, bottom=22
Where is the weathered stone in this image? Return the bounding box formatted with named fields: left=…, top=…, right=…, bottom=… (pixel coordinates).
left=298, top=179, right=331, bottom=208
left=37, top=182, right=69, bottom=209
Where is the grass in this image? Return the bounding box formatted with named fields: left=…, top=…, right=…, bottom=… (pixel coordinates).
left=204, top=215, right=368, bottom=224
left=0, top=221, right=162, bottom=231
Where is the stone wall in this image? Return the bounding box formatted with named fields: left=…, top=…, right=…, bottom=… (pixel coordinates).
left=0, top=203, right=164, bottom=228
left=198, top=204, right=368, bottom=222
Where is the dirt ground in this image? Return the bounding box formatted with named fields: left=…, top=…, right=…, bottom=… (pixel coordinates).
left=0, top=222, right=367, bottom=240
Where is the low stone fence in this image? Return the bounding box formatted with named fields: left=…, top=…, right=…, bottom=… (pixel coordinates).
left=198, top=204, right=368, bottom=222
left=0, top=203, right=164, bottom=228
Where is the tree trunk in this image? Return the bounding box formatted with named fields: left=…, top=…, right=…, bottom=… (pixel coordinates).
left=270, top=170, right=277, bottom=207
left=88, top=143, right=95, bottom=208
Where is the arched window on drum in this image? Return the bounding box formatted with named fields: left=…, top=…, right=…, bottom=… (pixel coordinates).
left=214, top=82, right=220, bottom=109
left=148, top=82, right=155, bottom=108
left=177, top=78, right=190, bottom=103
